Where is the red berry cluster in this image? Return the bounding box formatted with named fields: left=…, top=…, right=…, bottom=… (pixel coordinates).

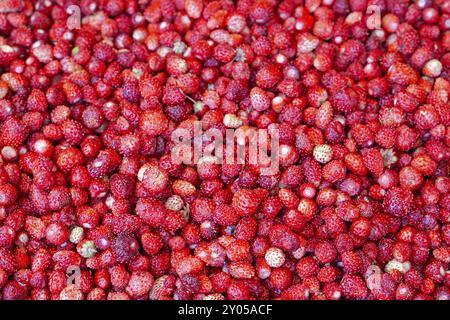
left=0, top=0, right=449, bottom=300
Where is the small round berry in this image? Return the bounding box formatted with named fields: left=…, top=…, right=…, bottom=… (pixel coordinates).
left=313, top=144, right=333, bottom=164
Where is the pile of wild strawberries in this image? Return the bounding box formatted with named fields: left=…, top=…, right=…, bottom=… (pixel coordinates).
left=0, top=0, right=449, bottom=300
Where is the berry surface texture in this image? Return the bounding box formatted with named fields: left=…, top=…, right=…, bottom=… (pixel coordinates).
left=0, top=0, right=449, bottom=301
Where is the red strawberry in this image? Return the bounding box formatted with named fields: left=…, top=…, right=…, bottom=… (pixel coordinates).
left=149, top=275, right=176, bottom=300
left=213, top=204, right=240, bottom=226
left=162, top=84, right=185, bottom=105
left=52, top=250, right=81, bottom=270
left=340, top=274, right=368, bottom=299
left=139, top=76, right=163, bottom=99
left=139, top=110, right=169, bottom=137
left=396, top=23, right=419, bottom=56
left=136, top=198, right=166, bottom=227
left=330, top=87, right=358, bottom=114
left=31, top=249, right=52, bottom=272
left=0, top=0, right=24, bottom=13
left=61, top=119, right=86, bottom=145
left=87, top=149, right=121, bottom=179
left=232, top=189, right=259, bottom=216
left=344, top=153, right=368, bottom=176
left=269, top=224, right=300, bottom=252
left=362, top=148, right=384, bottom=176
left=111, top=235, right=140, bottom=264
left=175, top=256, right=204, bottom=276
left=296, top=256, right=319, bottom=279
left=126, top=271, right=154, bottom=298
left=351, top=124, right=374, bottom=147
left=322, top=160, right=346, bottom=183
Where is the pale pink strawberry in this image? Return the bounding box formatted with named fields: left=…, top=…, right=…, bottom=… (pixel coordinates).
left=387, top=62, right=418, bottom=86
left=228, top=261, right=255, bottom=279
left=362, top=148, right=384, bottom=177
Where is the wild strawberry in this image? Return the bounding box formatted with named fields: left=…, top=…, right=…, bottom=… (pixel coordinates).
left=27, top=89, right=48, bottom=112
left=422, top=59, right=442, bottom=77
left=62, top=81, right=82, bottom=104
left=107, top=264, right=129, bottom=291
left=256, top=65, right=281, bottom=89
left=411, top=154, right=437, bottom=176
left=362, top=148, right=384, bottom=177
left=175, top=256, right=204, bottom=276
left=395, top=125, right=418, bottom=151
left=25, top=216, right=46, bottom=240
left=213, top=204, right=240, bottom=226
left=103, top=213, right=140, bottom=235
left=0, top=183, right=18, bottom=206
left=1, top=116, right=28, bottom=147
left=297, top=198, right=317, bottom=220
left=350, top=124, right=374, bottom=147
left=126, top=271, right=154, bottom=298
left=87, top=149, right=121, bottom=179
left=413, top=104, right=440, bottom=130
left=396, top=23, right=419, bottom=56
left=111, top=235, right=139, bottom=264
left=45, top=223, right=69, bottom=246
left=264, top=247, right=286, bottom=268
left=229, top=262, right=255, bottom=279
left=194, top=241, right=226, bottom=268
left=314, top=241, right=338, bottom=264
left=330, top=87, right=358, bottom=114
left=313, top=144, right=333, bottom=164
left=0, top=247, right=16, bottom=273
left=235, top=217, right=257, bottom=241
left=399, top=166, right=423, bottom=191
left=341, top=251, right=363, bottom=274
left=139, top=110, right=169, bottom=137
left=52, top=250, right=81, bottom=270
left=433, top=248, right=450, bottom=263
left=387, top=62, right=418, bottom=86
left=315, top=101, right=333, bottom=129
left=383, top=187, right=413, bottom=217
left=226, top=280, right=251, bottom=300
left=189, top=198, right=214, bottom=223
left=149, top=275, right=175, bottom=300
left=340, top=274, right=368, bottom=299
left=322, top=160, right=346, bottom=183
left=296, top=256, right=319, bottom=279
left=351, top=218, right=371, bottom=239
left=135, top=198, right=166, bottom=227
left=77, top=240, right=97, bottom=259
left=61, top=120, right=86, bottom=145
left=232, top=189, right=259, bottom=216
left=302, top=158, right=322, bottom=186
left=250, top=87, right=271, bottom=112
left=137, top=163, right=169, bottom=194
left=268, top=267, right=292, bottom=291
left=344, top=153, right=368, bottom=176
left=269, top=224, right=300, bottom=252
